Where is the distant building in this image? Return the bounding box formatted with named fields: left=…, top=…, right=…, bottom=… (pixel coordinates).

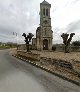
left=32, top=0, right=53, bottom=50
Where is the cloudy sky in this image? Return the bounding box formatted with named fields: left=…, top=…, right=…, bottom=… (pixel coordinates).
left=0, top=0, right=80, bottom=44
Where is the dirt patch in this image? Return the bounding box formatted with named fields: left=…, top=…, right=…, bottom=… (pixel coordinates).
left=12, top=50, right=80, bottom=85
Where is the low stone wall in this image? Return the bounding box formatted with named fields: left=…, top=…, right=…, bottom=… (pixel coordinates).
left=17, top=51, right=40, bottom=61
left=56, top=46, right=64, bottom=52
left=56, top=46, right=80, bottom=52
left=71, top=46, right=80, bottom=52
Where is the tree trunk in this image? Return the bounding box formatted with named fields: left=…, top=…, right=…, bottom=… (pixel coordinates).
left=26, top=44, right=29, bottom=52
left=64, top=45, right=69, bottom=53
left=27, top=44, right=29, bottom=52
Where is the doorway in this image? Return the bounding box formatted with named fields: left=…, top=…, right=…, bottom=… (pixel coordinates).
left=43, top=39, right=48, bottom=50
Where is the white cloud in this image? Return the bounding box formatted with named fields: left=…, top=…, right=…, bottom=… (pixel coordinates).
left=0, top=0, right=80, bottom=44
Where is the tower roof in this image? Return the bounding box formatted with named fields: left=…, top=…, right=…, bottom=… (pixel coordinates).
left=41, top=0, right=50, bottom=5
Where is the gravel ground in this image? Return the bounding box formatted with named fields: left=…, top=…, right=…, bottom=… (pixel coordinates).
left=31, top=50, right=80, bottom=62
left=11, top=49, right=80, bottom=85
left=30, top=50, right=80, bottom=84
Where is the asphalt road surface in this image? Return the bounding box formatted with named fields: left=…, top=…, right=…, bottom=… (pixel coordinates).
left=0, top=49, right=80, bottom=92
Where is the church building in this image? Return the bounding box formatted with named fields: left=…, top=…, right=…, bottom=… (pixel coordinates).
left=32, top=0, right=53, bottom=50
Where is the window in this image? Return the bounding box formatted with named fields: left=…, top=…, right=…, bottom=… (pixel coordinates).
left=46, top=9, right=48, bottom=16
left=43, top=8, right=45, bottom=16
left=45, top=28, right=46, bottom=35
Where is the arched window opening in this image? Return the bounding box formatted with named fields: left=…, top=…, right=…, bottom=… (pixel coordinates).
left=43, top=8, right=45, bottom=16
left=45, top=28, right=46, bottom=35
left=46, top=9, right=48, bottom=16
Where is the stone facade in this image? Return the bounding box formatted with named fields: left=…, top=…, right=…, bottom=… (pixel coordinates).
left=32, top=0, right=53, bottom=51
left=32, top=38, right=37, bottom=50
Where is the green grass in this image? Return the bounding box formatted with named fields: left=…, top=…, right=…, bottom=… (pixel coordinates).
left=0, top=45, right=16, bottom=50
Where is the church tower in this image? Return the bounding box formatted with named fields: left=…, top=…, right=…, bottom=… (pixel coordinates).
left=36, top=0, right=53, bottom=50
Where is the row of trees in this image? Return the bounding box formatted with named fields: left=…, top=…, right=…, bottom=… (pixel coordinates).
left=22, top=32, right=80, bottom=53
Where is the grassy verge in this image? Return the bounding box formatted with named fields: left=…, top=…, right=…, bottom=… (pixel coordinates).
left=0, top=45, right=17, bottom=50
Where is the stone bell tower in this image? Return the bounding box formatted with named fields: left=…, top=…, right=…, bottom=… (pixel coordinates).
left=36, top=0, right=53, bottom=50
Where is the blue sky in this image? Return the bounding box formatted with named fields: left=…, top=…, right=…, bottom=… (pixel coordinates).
left=0, top=0, right=80, bottom=44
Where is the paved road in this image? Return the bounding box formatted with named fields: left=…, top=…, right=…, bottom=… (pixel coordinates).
left=0, top=49, right=80, bottom=92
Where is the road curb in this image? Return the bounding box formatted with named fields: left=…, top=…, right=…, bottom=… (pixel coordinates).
left=12, top=54, right=80, bottom=86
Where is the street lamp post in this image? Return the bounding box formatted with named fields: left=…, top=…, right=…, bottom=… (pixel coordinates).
left=13, top=32, right=18, bottom=49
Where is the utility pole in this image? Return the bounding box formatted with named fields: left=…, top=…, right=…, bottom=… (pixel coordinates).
left=13, top=32, right=18, bottom=49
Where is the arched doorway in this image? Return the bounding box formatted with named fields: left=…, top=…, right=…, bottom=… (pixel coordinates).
left=43, top=39, right=48, bottom=50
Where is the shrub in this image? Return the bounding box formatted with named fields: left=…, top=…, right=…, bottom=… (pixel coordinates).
left=52, top=46, right=56, bottom=51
